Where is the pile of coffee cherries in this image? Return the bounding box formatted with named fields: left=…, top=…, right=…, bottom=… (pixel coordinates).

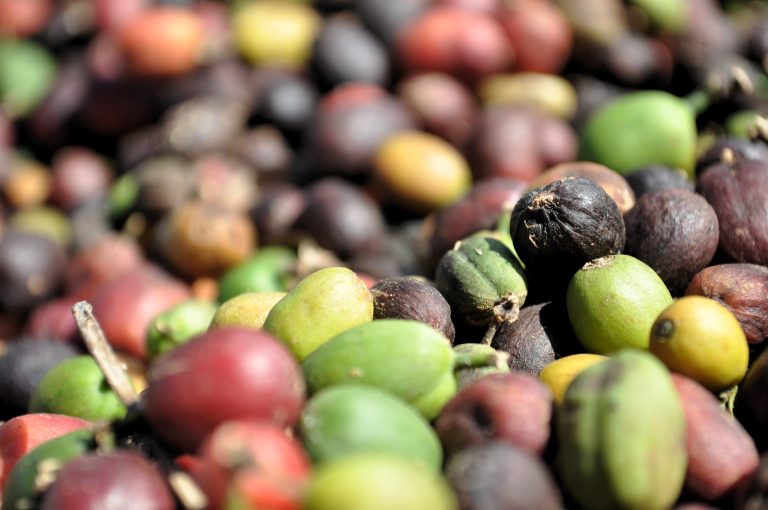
left=1, top=0, right=768, bottom=509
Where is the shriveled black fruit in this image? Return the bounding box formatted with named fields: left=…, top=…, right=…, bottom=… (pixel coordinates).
left=435, top=236, right=527, bottom=327
left=0, top=230, right=67, bottom=314
left=529, top=162, right=636, bottom=215
left=446, top=441, right=562, bottom=510
left=697, top=160, right=768, bottom=266
left=509, top=177, right=625, bottom=288
left=696, top=137, right=768, bottom=175
left=625, top=165, right=694, bottom=198
left=490, top=301, right=581, bottom=376
left=624, top=189, right=719, bottom=296
left=686, top=264, right=768, bottom=345
left=0, top=337, right=80, bottom=417
left=296, top=178, right=388, bottom=260
left=371, top=277, right=455, bottom=343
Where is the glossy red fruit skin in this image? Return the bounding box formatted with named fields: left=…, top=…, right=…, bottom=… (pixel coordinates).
left=497, top=0, right=572, bottom=74
left=0, top=413, right=90, bottom=491
left=193, top=420, right=311, bottom=510
left=39, top=451, right=175, bottom=510
left=91, top=265, right=190, bottom=359
left=142, top=328, right=306, bottom=452
left=397, top=7, right=513, bottom=83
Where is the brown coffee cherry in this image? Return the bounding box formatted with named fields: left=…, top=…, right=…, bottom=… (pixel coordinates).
left=625, top=165, right=694, bottom=198
left=371, top=277, right=455, bottom=343
left=446, top=442, right=562, bottom=510
left=697, top=160, right=768, bottom=266
left=686, top=264, right=768, bottom=345
left=296, top=178, right=387, bottom=260
left=623, top=189, right=719, bottom=296
left=307, top=83, right=416, bottom=178
left=156, top=200, right=255, bottom=280
left=490, top=301, right=580, bottom=376
left=696, top=138, right=768, bottom=175
left=435, top=372, right=552, bottom=457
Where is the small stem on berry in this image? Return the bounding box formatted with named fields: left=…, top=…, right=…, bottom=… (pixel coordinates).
left=168, top=471, right=208, bottom=510
left=480, top=324, right=498, bottom=346
left=72, top=301, right=138, bottom=408
left=683, top=89, right=712, bottom=117
left=454, top=344, right=509, bottom=369
left=719, top=385, right=739, bottom=416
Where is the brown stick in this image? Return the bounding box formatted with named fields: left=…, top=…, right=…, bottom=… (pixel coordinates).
left=72, top=301, right=207, bottom=509
left=72, top=301, right=138, bottom=408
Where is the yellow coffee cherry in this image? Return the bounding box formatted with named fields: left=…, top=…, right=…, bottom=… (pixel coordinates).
left=233, top=1, right=321, bottom=69
left=209, top=291, right=286, bottom=331
left=649, top=295, right=749, bottom=391
left=539, top=353, right=609, bottom=405
left=373, top=131, right=472, bottom=213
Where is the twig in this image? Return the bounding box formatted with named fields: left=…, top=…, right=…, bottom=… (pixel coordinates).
left=480, top=323, right=498, bottom=346
left=72, top=301, right=138, bottom=408
left=143, top=432, right=208, bottom=510
left=74, top=301, right=208, bottom=510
